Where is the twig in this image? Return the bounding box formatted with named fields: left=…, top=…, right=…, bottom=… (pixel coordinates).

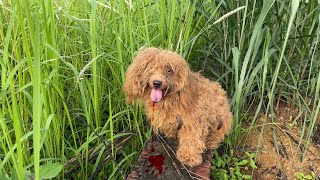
left=261, top=165, right=277, bottom=175
left=269, top=140, right=285, bottom=159
left=155, top=133, right=186, bottom=180
left=89, top=146, right=124, bottom=179
left=280, top=141, right=289, bottom=160
left=65, top=117, right=132, bottom=179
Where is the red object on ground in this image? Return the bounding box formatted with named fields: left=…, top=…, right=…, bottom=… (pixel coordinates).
left=143, top=144, right=167, bottom=177
left=147, top=154, right=166, bottom=175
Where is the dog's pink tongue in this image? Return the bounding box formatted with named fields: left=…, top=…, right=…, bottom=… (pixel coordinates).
left=151, top=88, right=162, bottom=102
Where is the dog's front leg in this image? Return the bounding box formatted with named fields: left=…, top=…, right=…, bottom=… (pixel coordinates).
left=161, top=115, right=183, bottom=138
left=176, top=120, right=207, bottom=167
left=160, top=123, right=178, bottom=138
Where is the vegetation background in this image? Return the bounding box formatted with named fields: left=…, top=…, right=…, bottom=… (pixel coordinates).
left=0, top=0, right=319, bottom=179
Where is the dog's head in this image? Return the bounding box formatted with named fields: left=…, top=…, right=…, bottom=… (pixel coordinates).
left=123, top=47, right=190, bottom=103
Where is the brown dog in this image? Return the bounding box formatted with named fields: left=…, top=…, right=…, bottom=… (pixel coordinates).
left=124, top=47, right=232, bottom=167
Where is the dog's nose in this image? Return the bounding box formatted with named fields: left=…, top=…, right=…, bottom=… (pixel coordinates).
left=153, top=80, right=162, bottom=88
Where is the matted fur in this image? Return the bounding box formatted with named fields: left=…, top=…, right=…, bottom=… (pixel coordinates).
left=124, top=47, right=233, bottom=167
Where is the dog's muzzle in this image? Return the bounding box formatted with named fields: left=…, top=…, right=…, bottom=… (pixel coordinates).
left=151, top=80, right=163, bottom=102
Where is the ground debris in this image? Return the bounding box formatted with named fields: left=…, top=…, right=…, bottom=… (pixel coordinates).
left=127, top=133, right=212, bottom=180
left=241, top=105, right=320, bottom=180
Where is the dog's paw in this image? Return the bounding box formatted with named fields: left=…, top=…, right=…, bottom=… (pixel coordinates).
left=176, top=149, right=202, bottom=167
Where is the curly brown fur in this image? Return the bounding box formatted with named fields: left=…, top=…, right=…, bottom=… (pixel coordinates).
left=124, top=47, right=233, bottom=167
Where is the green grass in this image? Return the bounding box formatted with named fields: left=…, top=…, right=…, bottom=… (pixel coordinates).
left=0, top=0, right=319, bottom=179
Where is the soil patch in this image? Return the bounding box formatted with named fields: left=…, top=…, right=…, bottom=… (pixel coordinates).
left=239, top=106, right=320, bottom=180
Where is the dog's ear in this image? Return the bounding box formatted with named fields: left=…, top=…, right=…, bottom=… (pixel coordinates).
left=165, top=51, right=191, bottom=92
left=174, top=59, right=190, bottom=91
left=123, top=47, right=160, bottom=104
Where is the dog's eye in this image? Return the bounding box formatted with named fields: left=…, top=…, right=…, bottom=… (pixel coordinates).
left=167, top=69, right=173, bottom=74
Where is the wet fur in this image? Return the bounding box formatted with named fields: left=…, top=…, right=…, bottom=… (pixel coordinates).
left=124, top=47, right=233, bottom=167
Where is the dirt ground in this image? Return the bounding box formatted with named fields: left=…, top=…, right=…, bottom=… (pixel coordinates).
left=238, top=105, right=320, bottom=180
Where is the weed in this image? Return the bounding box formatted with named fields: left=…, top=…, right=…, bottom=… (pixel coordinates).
left=211, top=138, right=257, bottom=179
left=295, top=171, right=316, bottom=180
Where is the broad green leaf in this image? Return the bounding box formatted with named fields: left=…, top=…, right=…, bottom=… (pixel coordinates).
left=304, top=175, right=313, bottom=179
left=39, top=163, right=63, bottom=179
left=237, top=159, right=249, bottom=166
left=0, top=175, right=11, bottom=180
left=294, top=172, right=304, bottom=179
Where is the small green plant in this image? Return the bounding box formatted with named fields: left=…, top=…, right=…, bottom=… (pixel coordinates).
left=211, top=139, right=257, bottom=180
left=295, top=171, right=316, bottom=180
